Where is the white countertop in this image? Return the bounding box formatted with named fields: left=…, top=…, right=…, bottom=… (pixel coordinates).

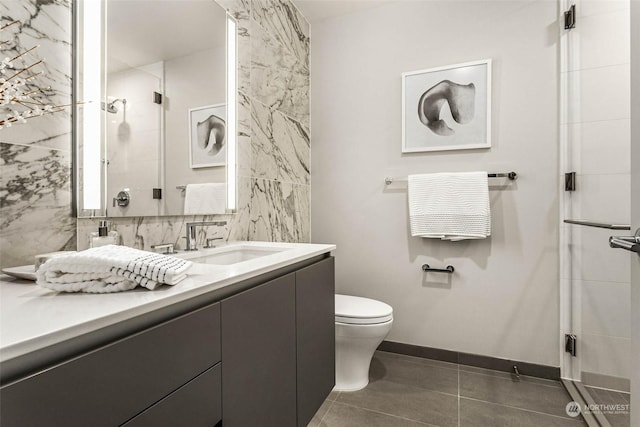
left=0, top=241, right=335, bottom=366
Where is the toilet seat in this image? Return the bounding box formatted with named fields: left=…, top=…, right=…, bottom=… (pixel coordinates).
left=335, top=294, right=393, bottom=325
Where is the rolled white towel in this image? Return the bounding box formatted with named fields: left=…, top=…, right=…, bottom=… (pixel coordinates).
left=37, top=245, right=192, bottom=293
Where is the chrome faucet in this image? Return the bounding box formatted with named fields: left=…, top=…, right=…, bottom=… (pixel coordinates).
left=184, top=221, right=227, bottom=251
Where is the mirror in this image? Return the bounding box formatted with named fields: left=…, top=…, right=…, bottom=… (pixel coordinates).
left=75, top=0, right=236, bottom=218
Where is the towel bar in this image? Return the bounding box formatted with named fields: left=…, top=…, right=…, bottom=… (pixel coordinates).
left=564, top=219, right=630, bottom=230
left=422, top=264, right=455, bottom=274
left=385, top=171, right=517, bottom=185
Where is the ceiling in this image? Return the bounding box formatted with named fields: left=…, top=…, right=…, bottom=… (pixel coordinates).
left=292, top=0, right=392, bottom=23
left=105, top=0, right=390, bottom=72
left=107, top=0, right=227, bottom=73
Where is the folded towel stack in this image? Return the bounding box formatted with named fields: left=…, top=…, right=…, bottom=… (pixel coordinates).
left=408, top=171, right=491, bottom=241
left=36, top=245, right=192, bottom=293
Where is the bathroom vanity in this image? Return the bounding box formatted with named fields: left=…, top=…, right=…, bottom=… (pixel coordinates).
left=0, top=242, right=335, bottom=427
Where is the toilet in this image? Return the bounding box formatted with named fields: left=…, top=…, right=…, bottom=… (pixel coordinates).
left=334, top=294, right=393, bottom=392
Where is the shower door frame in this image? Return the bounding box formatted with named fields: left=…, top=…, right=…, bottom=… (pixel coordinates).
left=558, top=0, right=633, bottom=425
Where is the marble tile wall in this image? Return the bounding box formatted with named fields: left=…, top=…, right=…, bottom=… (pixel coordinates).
left=247, top=0, right=310, bottom=243
left=1, top=0, right=310, bottom=265
left=0, top=0, right=76, bottom=268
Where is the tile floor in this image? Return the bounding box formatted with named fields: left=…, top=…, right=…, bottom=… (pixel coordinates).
left=585, top=386, right=631, bottom=427
left=309, top=351, right=587, bottom=427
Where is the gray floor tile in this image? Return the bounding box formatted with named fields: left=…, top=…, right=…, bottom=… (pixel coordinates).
left=604, top=389, right=630, bottom=407
left=336, top=378, right=458, bottom=427
left=584, top=386, right=631, bottom=427
left=460, top=398, right=587, bottom=427
left=613, top=390, right=631, bottom=405
left=586, top=386, right=615, bottom=404
left=307, top=399, right=335, bottom=427
left=371, top=352, right=459, bottom=395
left=460, top=370, right=574, bottom=418
left=605, top=413, right=631, bottom=427
left=326, top=390, right=340, bottom=401
left=325, top=350, right=582, bottom=426
left=320, top=402, right=437, bottom=427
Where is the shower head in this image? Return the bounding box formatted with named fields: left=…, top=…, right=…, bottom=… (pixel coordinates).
left=103, top=98, right=127, bottom=114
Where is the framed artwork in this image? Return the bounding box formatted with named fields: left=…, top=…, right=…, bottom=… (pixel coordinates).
left=402, top=59, right=491, bottom=153
left=189, top=103, right=226, bottom=168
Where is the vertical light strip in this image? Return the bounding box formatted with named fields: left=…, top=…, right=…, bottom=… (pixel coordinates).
left=82, top=0, right=102, bottom=210
left=226, top=15, right=237, bottom=211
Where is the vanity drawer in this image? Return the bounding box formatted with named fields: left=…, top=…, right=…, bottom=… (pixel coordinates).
left=121, top=363, right=221, bottom=427
left=1, top=302, right=221, bottom=427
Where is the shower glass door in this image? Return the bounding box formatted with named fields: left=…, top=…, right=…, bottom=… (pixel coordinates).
left=559, top=0, right=632, bottom=425
left=104, top=64, right=163, bottom=217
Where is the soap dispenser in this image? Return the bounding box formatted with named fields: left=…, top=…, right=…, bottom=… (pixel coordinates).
left=89, top=220, right=119, bottom=248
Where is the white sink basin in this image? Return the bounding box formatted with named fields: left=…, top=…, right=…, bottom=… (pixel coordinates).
left=181, top=245, right=286, bottom=265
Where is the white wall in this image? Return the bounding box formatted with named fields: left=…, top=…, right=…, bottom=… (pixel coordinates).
left=164, top=47, right=226, bottom=215
left=311, top=0, right=560, bottom=365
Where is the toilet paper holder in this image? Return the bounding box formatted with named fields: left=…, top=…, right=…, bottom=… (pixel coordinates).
left=422, top=264, right=455, bottom=274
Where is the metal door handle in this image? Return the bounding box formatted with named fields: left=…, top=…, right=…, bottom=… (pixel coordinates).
left=609, top=228, right=640, bottom=254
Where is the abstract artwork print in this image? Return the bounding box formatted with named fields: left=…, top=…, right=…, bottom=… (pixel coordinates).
left=402, top=59, right=491, bottom=153
left=189, top=103, right=226, bottom=168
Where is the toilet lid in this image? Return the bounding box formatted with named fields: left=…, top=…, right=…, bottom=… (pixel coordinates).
left=335, top=294, right=393, bottom=325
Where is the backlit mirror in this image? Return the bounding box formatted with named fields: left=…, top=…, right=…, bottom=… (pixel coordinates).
left=75, top=0, right=237, bottom=217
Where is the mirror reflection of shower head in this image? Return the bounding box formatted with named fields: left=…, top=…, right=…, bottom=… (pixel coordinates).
left=104, top=98, right=127, bottom=114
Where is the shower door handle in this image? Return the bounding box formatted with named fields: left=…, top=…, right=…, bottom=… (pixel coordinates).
left=609, top=228, right=640, bottom=254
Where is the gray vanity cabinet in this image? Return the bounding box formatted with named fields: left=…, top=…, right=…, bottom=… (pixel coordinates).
left=0, top=303, right=221, bottom=427
left=121, top=364, right=222, bottom=427
left=295, top=257, right=335, bottom=427
left=1, top=255, right=335, bottom=427
left=221, top=256, right=336, bottom=427
left=221, top=273, right=298, bottom=427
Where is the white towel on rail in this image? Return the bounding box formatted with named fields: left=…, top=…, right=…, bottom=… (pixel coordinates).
left=184, top=183, right=226, bottom=215
left=408, top=172, right=491, bottom=241
left=36, top=245, right=192, bottom=293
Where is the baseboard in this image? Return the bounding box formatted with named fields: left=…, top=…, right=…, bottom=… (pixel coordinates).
left=378, top=340, right=560, bottom=380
